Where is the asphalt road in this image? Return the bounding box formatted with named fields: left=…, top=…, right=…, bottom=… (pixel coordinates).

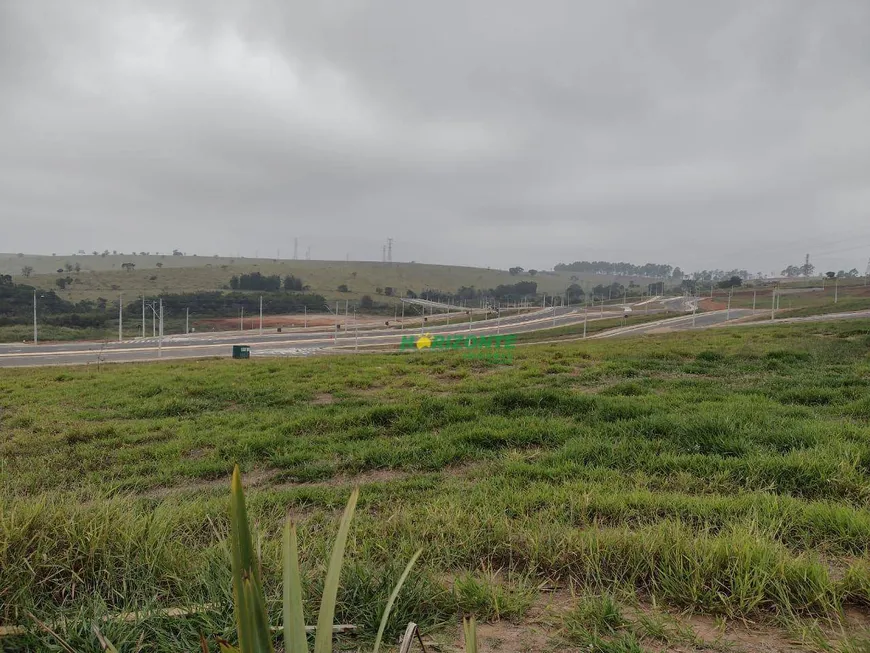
left=0, top=306, right=612, bottom=367
left=3, top=305, right=867, bottom=367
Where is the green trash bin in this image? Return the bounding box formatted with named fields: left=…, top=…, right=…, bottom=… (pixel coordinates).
left=232, top=345, right=251, bottom=359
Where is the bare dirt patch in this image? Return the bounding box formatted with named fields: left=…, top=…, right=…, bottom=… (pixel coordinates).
left=141, top=467, right=276, bottom=499
left=309, top=393, right=335, bottom=405
left=700, top=299, right=728, bottom=311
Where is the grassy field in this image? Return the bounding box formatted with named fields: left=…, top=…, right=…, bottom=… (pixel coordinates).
left=2, top=253, right=651, bottom=306
left=705, top=282, right=870, bottom=315
left=3, top=321, right=870, bottom=651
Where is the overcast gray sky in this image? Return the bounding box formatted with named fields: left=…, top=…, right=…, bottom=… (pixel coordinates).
left=2, top=1, right=869, bottom=274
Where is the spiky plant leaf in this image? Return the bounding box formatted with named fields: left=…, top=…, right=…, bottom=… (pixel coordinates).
left=283, top=521, right=307, bottom=653
left=372, top=549, right=423, bottom=653
left=463, top=617, right=479, bottom=653
left=313, top=487, right=359, bottom=653
left=229, top=465, right=274, bottom=653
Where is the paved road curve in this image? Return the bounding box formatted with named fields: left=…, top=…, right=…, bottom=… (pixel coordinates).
left=0, top=306, right=610, bottom=367
left=2, top=306, right=867, bottom=367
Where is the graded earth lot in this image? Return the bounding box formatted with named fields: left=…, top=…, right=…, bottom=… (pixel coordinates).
left=2, top=321, right=870, bottom=651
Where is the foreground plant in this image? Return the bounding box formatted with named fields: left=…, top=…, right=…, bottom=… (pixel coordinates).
left=222, top=465, right=424, bottom=653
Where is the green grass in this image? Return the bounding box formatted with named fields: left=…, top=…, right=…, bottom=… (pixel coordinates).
left=2, top=320, right=870, bottom=650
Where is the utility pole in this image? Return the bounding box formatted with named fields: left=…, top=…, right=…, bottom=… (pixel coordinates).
left=726, top=288, right=732, bottom=321
left=382, top=244, right=386, bottom=263
left=304, top=305, right=307, bottom=328
left=752, top=290, right=757, bottom=311
left=158, top=299, right=163, bottom=358
left=345, top=299, right=349, bottom=331
left=334, top=301, right=338, bottom=343
left=387, top=237, right=393, bottom=263
left=240, top=308, right=244, bottom=331
left=33, top=290, right=37, bottom=344
left=401, top=301, right=405, bottom=330
left=186, top=307, right=190, bottom=335
left=118, top=293, right=123, bottom=342
left=142, top=295, right=145, bottom=338
left=259, top=296, right=263, bottom=335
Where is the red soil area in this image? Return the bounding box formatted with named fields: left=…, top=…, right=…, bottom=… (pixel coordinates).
left=699, top=298, right=727, bottom=310
left=196, top=313, right=397, bottom=331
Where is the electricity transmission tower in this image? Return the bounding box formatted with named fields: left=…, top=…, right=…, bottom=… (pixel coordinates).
left=382, top=244, right=387, bottom=262
left=387, top=238, right=393, bottom=263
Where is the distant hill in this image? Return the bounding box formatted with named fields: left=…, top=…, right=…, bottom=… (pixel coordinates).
left=0, top=253, right=674, bottom=304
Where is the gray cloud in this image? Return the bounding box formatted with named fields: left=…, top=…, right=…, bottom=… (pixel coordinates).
left=2, top=0, right=869, bottom=273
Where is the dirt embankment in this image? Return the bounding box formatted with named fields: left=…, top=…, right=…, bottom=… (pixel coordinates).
left=195, top=313, right=400, bottom=331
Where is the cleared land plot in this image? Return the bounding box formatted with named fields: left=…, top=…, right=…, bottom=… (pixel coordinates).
left=2, top=321, right=870, bottom=650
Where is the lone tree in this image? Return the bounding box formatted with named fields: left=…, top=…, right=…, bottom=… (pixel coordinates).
left=121, top=262, right=136, bottom=272
left=55, top=278, right=67, bottom=290
left=567, top=283, right=585, bottom=303
left=509, top=266, right=524, bottom=276
left=156, top=262, right=163, bottom=268
left=718, top=276, right=743, bottom=289
left=21, top=266, right=33, bottom=277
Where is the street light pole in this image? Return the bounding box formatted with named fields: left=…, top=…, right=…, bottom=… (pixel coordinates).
left=33, top=290, right=37, bottom=344
left=158, top=299, right=163, bottom=358
left=259, top=295, right=263, bottom=335
left=186, top=307, right=190, bottom=335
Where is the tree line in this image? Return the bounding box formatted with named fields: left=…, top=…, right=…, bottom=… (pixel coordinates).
left=124, top=291, right=326, bottom=317
left=554, top=260, right=681, bottom=278
left=229, top=273, right=307, bottom=292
